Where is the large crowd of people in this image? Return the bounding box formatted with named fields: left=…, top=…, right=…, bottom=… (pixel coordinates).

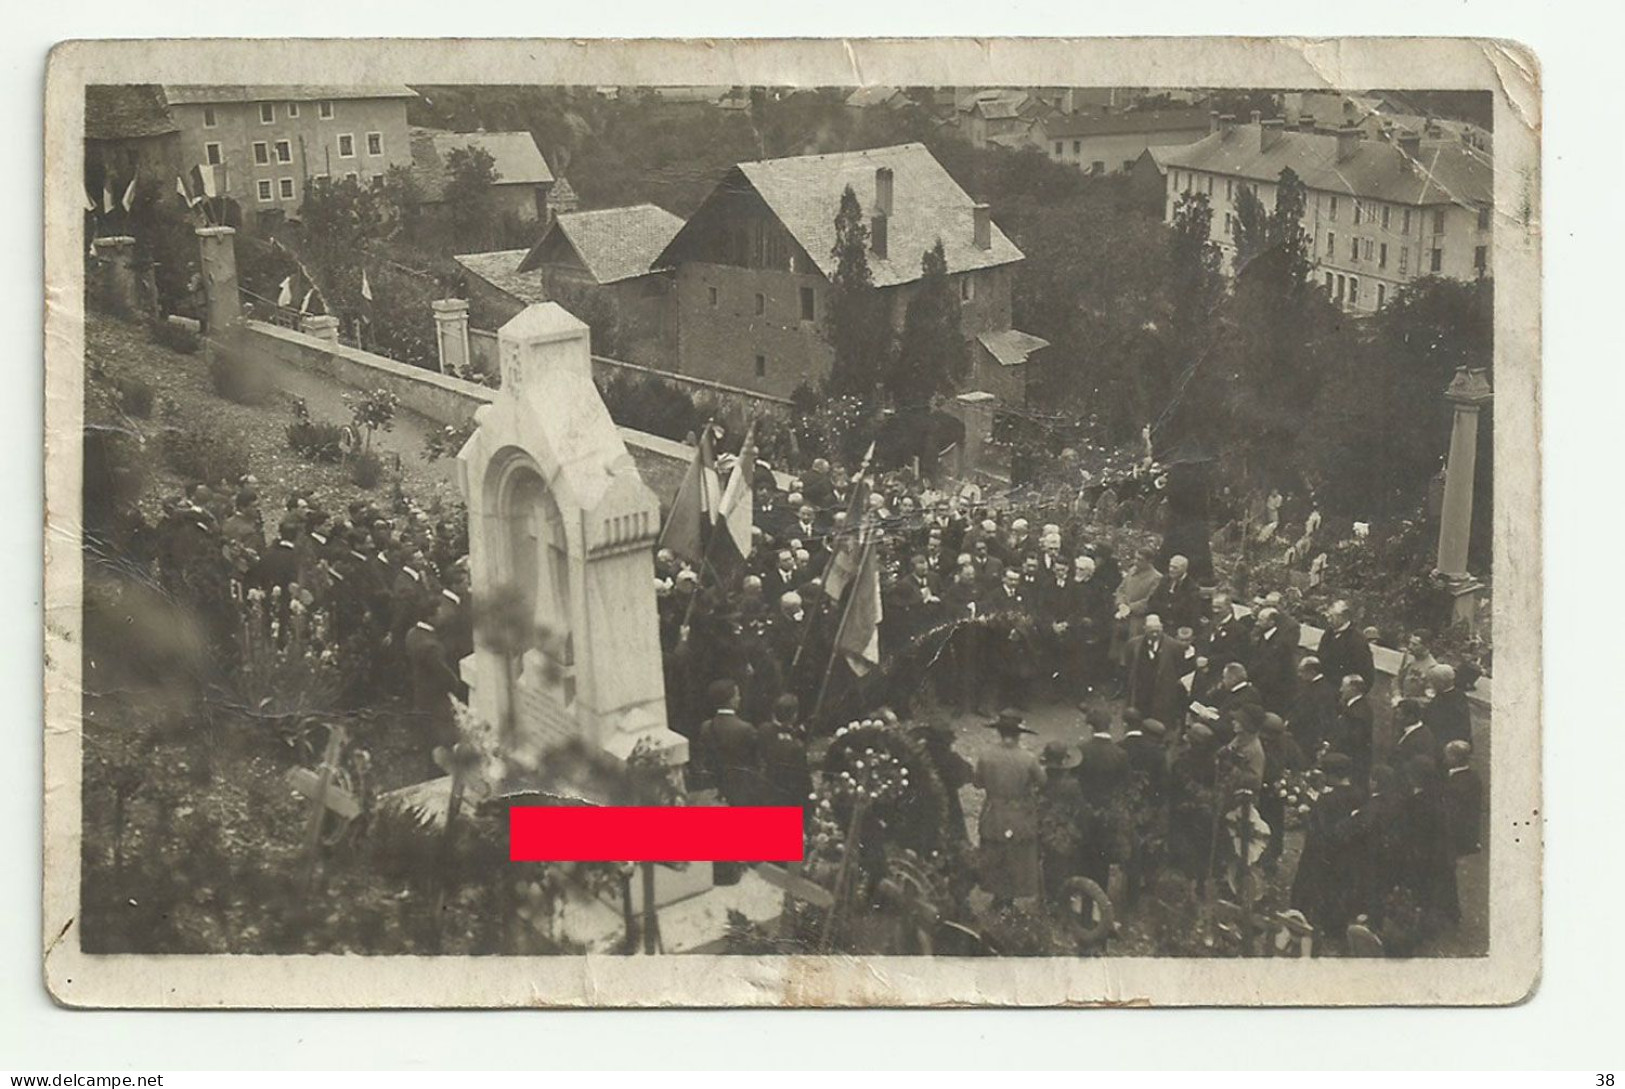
left=650, top=447, right=1487, bottom=951
left=108, top=434, right=1486, bottom=953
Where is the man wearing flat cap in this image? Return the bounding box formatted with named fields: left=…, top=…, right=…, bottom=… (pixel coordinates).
left=974, top=711, right=1045, bottom=909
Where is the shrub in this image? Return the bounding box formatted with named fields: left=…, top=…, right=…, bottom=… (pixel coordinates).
left=112, top=375, right=155, bottom=419
left=148, top=319, right=200, bottom=355
left=162, top=422, right=250, bottom=486
left=350, top=450, right=384, bottom=489
left=208, top=349, right=275, bottom=406
left=284, top=398, right=347, bottom=463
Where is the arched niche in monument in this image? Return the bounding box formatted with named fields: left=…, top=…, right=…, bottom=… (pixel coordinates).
left=457, top=302, right=686, bottom=775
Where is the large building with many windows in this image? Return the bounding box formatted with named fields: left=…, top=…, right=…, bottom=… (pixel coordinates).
left=163, top=85, right=417, bottom=232
left=1159, top=115, right=1493, bottom=312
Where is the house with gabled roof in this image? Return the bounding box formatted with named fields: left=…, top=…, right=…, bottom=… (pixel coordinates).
left=410, top=128, right=556, bottom=225
left=454, top=203, right=683, bottom=369
left=653, top=142, right=1045, bottom=402
left=1035, top=107, right=1212, bottom=175
left=1160, top=116, right=1493, bottom=312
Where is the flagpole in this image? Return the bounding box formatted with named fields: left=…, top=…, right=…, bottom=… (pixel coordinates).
left=810, top=517, right=874, bottom=724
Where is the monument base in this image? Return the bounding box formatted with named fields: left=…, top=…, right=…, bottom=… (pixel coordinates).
left=1441, top=575, right=1486, bottom=636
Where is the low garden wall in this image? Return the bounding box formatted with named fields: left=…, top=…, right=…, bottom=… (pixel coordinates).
left=240, top=320, right=693, bottom=499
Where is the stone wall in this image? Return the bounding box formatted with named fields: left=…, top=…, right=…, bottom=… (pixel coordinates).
left=240, top=320, right=693, bottom=502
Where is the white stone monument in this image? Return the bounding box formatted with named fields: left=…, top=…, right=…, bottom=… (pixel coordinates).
left=456, top=302, right=688, bottom=773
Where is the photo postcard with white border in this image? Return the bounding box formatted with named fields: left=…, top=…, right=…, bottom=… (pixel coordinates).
left=42, top=36, right=1541, bottom=1008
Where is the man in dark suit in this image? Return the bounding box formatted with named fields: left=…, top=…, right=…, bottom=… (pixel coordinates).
left=1202, top=592, right=1254, bottom=676
left=986, top=567, right=1036, bottom=709
left=1392, top=698, right=1442, bottom=773
left=1317, top=600, right=1375, bottom=688
left=1422, top=664, right=1473, bottom=748
left=1289, top=655, right=1339, bottom=757
left=940, top=562, right=985, bottom=715
left=1125, top=615, right=1191, bottom=731
left=1147, top=553, right=1202, bottom=634
left=1249, top=606, right=1299, bottom=714
left=761, top=548, right=801, bottom=605
left=1198, top=661, right=1264, bottom=742
left=1333, top=674, right=1376, bottom=786
left=697, top=679, right=761, bottom=806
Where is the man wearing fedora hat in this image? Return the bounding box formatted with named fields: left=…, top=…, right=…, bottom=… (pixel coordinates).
left=974, top=710, right=1045, bottom=909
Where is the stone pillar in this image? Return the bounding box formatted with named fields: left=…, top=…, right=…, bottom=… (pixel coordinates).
left=952, top=391, right=998, bottom=478
left=432, top=298, right=471, bottom=375
left=300, top=314, right=340, bottom=344
left=1435, top=367, right=1492, bottom=633
left=96, top=236, right=141, bottom=317
left=195, top=226, right=242, bottom=334
left=1436, top=367, right=1492, bottom=577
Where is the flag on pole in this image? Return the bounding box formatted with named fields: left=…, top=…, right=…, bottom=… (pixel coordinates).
left=84, top=188, right=98, bottom=212
left=102, top=176, right=116, bottom=215
left=277, top=276, right=294, bottom=308
left=360, top=268, right=373, bottom=302
left=121, top=173, right=138, bottom=213
left=822, top=442, right=878, bottom=601
left=299, top=288, right=315, bottom=314
left=192, top=163, right=218, bottom=199
left=657, top=424, right=720, bottom=567
left=715, top=422, right=756, bottom=565
left=831, top=525, right=883, bottom=677
left=175, top=175, right=190, bottom=204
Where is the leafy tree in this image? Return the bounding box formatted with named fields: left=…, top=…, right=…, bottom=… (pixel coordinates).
left=885, top=239, right=966, bottom=410
left=1178, top=166, right=1325, bottom=486
left=1306, top=277, right=1494, bottom=560
left=443, top=145, right=501, bottom=248
left=347, top=388, right=400, bottom=454
left=826, top=185, right=890, bottom=398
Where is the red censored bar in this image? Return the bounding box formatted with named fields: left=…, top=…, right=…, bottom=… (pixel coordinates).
left=509, top=806, right=805, bottom=862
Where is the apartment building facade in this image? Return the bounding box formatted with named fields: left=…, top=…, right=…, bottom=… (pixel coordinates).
left=1160, top=115, right=1493, bottom=312
left=164, top=85, right=417, bottom=231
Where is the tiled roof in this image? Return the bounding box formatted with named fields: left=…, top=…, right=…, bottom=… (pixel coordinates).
left=517, top=204, right=684, bottom=283
left=163, top=85, right=416, bottom=105
left=410, top=129, right=554, bottom=202
left=452, top=250, right=547, bottom=305
left=1040, top=107, right=1212, bottom=139
left=665, top=142, right=1024, bottom=289
left=1159, top=123, right=1492, bottom=207
left=978, top=329, right=1049, bottom=367
left=845, top=85, right=906, bottom=109
left=86, top=85, right=177, bottom=140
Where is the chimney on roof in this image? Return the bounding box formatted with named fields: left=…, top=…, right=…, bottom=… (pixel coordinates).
left=875, top=165, right=894, bottom=217
left=1219, top=114, right=1237, bottom=139
left=1250, top=109, right=1263, bottom=127
left=973, top=203, right=991, bottom=250
left=1260, top=118, right=1285, bottom=152
left=1397, top=128, right=1422, bottom=159
left=1298, top=113, right=1316, bottom=133
left=1210, top=109, right=1221, bottom=134
left=1336, top=124, right=1362, bottom=162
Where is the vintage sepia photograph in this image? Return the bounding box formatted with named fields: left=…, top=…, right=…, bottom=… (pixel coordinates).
left=42, top=37, right=1542, bottom=1008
